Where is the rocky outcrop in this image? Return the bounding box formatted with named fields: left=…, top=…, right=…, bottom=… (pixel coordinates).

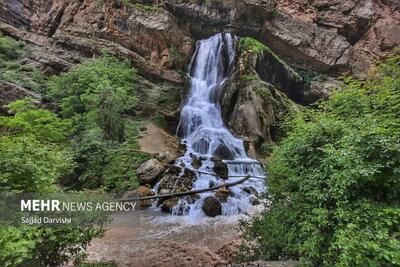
left=275, top=0, right=400, bottom=77
left=255, top=47, right=304, bottom=103
left=0, top=0, right=192, bottom=83
left=164, top=0, right=276, bottom=38
left=221, top=48, right=296, bottom=145
left=305, top=77, right=341, bottom=104
left=164, top=0, right=350, bottom=72
left=136, top=158, right=166, bottom=185
left=0, top=80, right=41, bottom=114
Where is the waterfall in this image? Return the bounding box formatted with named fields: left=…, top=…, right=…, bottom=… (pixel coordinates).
left=173, top=33, right=265, bottom=217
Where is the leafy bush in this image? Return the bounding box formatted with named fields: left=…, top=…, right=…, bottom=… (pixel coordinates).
left=103, top=138, right=151, bottom=192
left=0, top=99, right=73, bottom=192
left=242, top=53, right=400, bottom=265
left=0, top=99, right=107, bottom=267
left=48, top=53, right=137, bottom=141
left=258, top=142, right=274, bottom=157
left=1, top=99, right=71, bottom=143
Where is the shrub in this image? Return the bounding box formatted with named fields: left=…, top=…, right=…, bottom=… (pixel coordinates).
left=1, top=99, right=71, bottom=143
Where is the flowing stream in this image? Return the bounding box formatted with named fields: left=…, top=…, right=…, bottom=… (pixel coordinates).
left=170, top=33, right=265, bottom=217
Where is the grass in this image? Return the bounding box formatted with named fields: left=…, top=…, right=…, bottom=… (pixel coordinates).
left=122, top=0, right=161, bottom=12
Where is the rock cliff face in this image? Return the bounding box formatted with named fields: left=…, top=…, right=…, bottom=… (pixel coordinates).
left=0, top=0, right=399, bottom=145
left=0, top=0, right=193, bottom=83
left=164, top=0, right=399, bottom=76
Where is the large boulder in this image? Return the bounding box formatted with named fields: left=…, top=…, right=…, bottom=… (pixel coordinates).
left=202, top=196, right=222, bottom=217
left=136, top=158, right=166, bottom=185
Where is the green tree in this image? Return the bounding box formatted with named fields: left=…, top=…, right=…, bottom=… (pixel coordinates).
left=242, top=53, right=400, bottom=266
left=0, top=99, right=107, bottom=267
left=48, top=53, right=137, bottom=141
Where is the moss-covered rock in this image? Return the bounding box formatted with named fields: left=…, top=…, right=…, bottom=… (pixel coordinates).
left=221, top=42, right=298, bottom=155
left=238, top=37, right=305, bottom=103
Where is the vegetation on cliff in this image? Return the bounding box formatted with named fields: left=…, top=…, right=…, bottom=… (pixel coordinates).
left=242, top=52, right=400, bottom=266
left=0, top=41, right=145, bottom=265
left=0, top=35, right=46, bottom=92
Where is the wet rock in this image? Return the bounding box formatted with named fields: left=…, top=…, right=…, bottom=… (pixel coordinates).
left=186, top=193, right=201, bottom=204
left=172, top=199, right=190, bottom=215
left=215, top=187, right=230, bottom=202
left=212, top=157, right=229, bottom=180
left=157, top=166, right=196, bottom=212
left=192, top=156, right=202, bottom=169
left=202, top=196, right=222, bottom=217
left=213, top=143, right=235, bottom=160
left=256, top=51, right=304, bottom=104
left=250, top=196, right=261, bottom=206
left=179, top=143, right=187, bottom=154
left=209, top=181, right=217, bottom=188
left=160, top=197, right=179, bottom=213
left=220, top=51, right=295, bottom=144
left=136, top=159, right=166, bottom=185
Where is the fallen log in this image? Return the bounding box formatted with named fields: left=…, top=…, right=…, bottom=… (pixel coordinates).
left=189, top=168, right=266, bottom=180
left=118, top=175, right=251, bottom=202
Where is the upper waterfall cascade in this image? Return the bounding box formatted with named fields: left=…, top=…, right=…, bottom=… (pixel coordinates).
left=170, top=33, right=265, bottom=216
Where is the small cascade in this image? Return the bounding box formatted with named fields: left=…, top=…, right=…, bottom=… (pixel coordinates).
left=161, top=33, right=265, bottom=217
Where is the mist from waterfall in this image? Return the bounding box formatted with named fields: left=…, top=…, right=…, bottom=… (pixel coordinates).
left=173, top=33, right=265, bottom=217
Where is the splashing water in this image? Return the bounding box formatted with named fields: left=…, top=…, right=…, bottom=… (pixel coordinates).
left=172, top=33, right=265, bottom=217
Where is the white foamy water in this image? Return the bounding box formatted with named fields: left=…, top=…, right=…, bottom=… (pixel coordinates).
left=172, top=33, right=265, bottom=217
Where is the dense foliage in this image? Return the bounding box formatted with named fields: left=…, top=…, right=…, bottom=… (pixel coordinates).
left=48, top=53, right=148, bottom=191
left=0, top=99, right=107, bottom=266
left=242, top=52, right=400, bottom=266
left=0, top=48, right=144, bottom=266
